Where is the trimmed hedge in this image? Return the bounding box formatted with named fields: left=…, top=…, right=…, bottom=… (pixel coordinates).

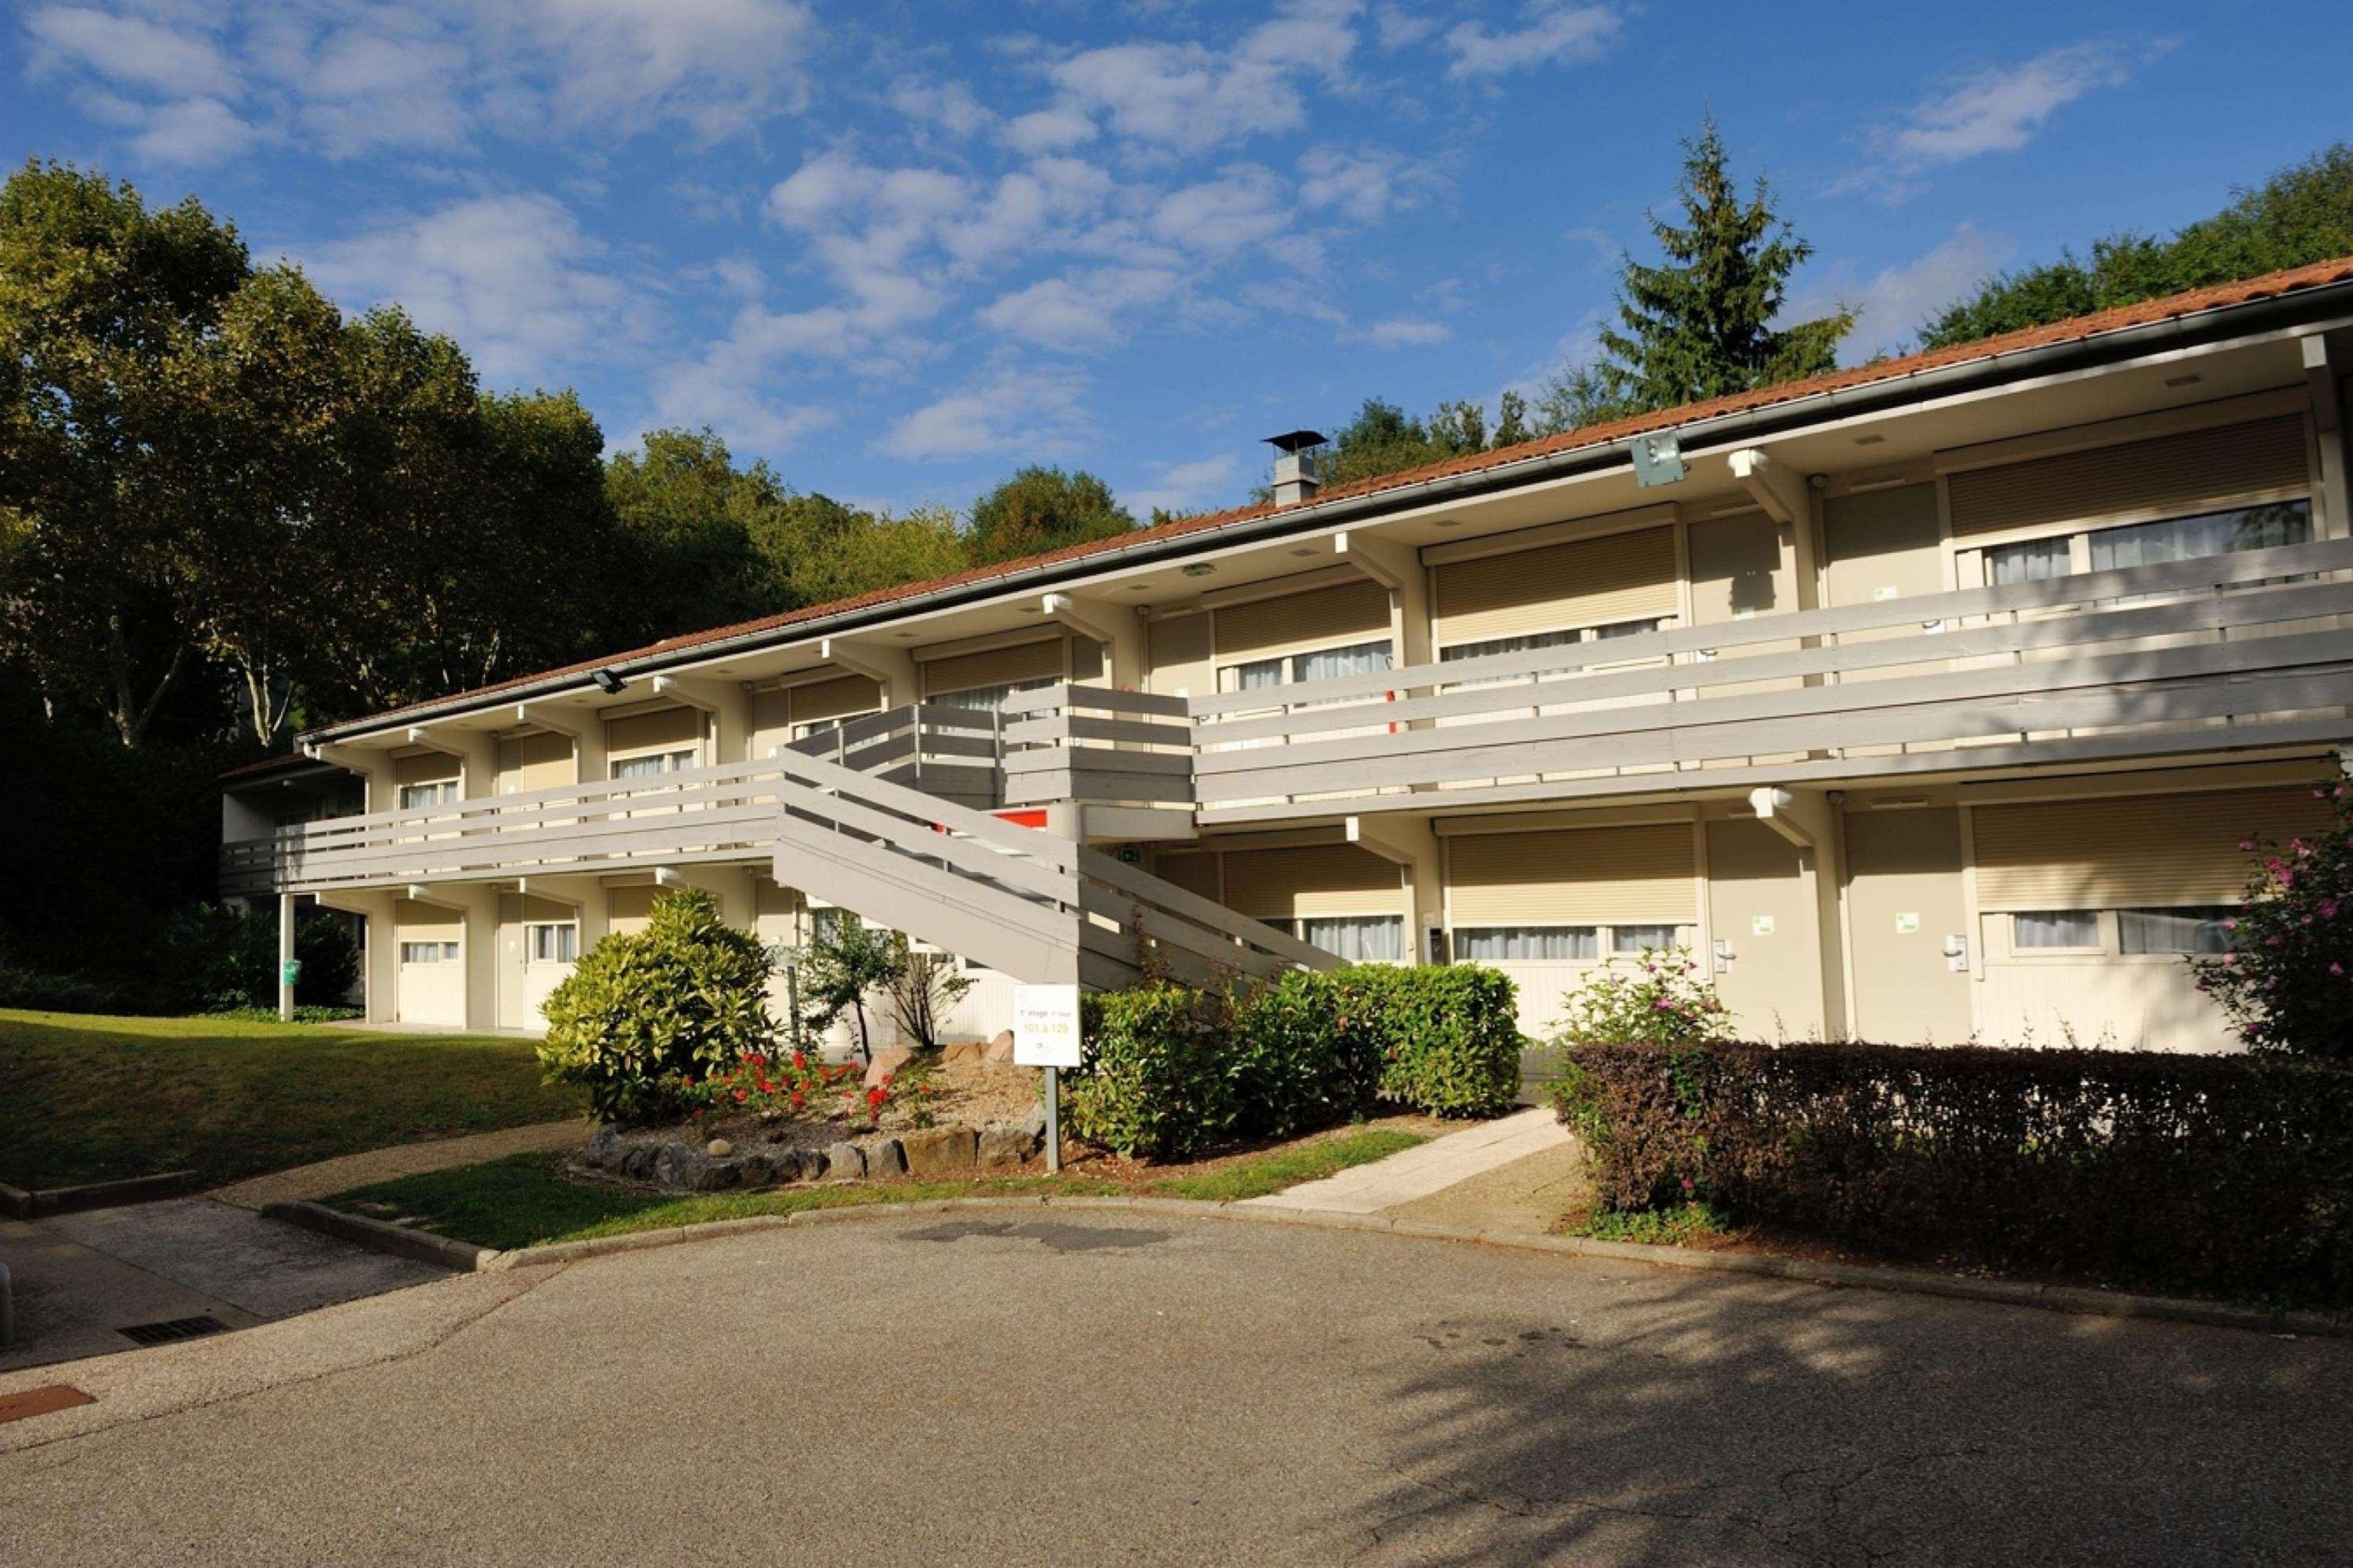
left=1553, top=1041, right=2353, bottom=1303
left=1069, top=964, right=1522, bottom=1159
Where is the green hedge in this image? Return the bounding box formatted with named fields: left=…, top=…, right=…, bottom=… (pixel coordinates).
left=1552, top=1040, right=2353, bottom=1303
left=1068, top=965, right=1522, bottom=1159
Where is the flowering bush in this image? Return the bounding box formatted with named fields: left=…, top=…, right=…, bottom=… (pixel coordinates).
left=1548, top=947, right=1733, bottom=1048
left=680, top=1047, right=922, bottom=1131
left=2195, top=781, right=2353, bottom=1057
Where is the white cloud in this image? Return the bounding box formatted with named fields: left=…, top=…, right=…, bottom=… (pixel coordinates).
left=979, top=266, right=1182, bottom=349
left=1443, top=1, right=1620, bottom=80
left=305, top=193, right=643, bottom=385
left=1298, top=144, right=1426, bottom=224
left=1125, top=452, right=1242, bottom=516
left=883, top=366, right=1090, bottom=460
left=23, top=5, right=239, bottom=97
left=1152, top=164, right=1293, bottom=254
left=127, top=95, right=259, bottom=164
left=1366, top=315, right=1450, bottom=347
left=519, top=0, right=817, bottom=139
left=1787, top=223, right=2014, bottom=363
left=890, top=75, right=992, bottom=138
left=1850, top=39, right=2173, bottom=196
left=1372, top=4, right=1437, bottom=50
left=1003, top=105, right=1097, bottom=156
left=1044, top=0, right=1359, bottom=156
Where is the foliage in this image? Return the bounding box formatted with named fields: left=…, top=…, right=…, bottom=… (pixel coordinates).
left=2192, top=781, right=2353, bottom=1056
left=965, top=465, right=1135, bottom=565
left=0, top=1007, right=580, bottom=1189
left=678, top=1046, right=895, bottom=1126
left=882, top=936, right=974, bottom=1051
left=1552, top=1040, right=2353, bottom=1303
left=1572, top=1200, right=1728, bottom=1246
left=1142, top=1128, right=1429, bottom=1202
left=1066, top=966, right=1523, bottom=1159
left=1537, top=118, right=1851, bottom=431
left=1920, top=144, right=2353, bottom=349
left=794, top=912, right=902, bottom=1064
left=536, top=890, right=777, bottom=1124
left=1549, top=947, right=1735, bottom=1047
left=159, top=901, right=361, bottom=1012
left=1312, top=393, right=1534, bottom=491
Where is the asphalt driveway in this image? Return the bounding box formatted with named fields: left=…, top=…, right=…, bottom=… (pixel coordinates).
left=2, top=1210, right=2347, bottom=1566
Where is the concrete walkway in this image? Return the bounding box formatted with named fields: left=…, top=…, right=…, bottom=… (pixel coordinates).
left=209, top=1119, right=588, bottom=1210
left=1244, top=1107, right=1573, bottom=1217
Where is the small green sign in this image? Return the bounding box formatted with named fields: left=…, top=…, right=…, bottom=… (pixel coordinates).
left=279, top=958, right=303, bottom=987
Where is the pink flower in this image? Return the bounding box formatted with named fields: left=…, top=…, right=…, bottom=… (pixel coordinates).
left=2241, top=839, right=2257, bottom=852
left=2333, top=963, right=2346, bottom=977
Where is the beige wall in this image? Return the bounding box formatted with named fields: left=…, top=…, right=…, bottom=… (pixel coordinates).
left=1704, top=819, right=1822, bottom=1041
left=1146, top=613, right=1212, bottom=699
left=1841, top=807, right=1974, bottom=1045
left=605, top=705, right=704, bottom=767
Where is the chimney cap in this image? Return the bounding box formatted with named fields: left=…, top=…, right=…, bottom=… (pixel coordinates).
left=1263, top=429, right=1328, bottom=454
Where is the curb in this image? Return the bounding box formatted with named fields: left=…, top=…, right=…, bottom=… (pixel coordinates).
left=262, top=1200, right=502, bottom=1273
left=1, top=1171, right=198, bottom=1219
left=300, top=1190, right=2353, bottom=1339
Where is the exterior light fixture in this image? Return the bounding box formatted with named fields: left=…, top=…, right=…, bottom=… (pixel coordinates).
left=1182, top=563, right=1215, bottom=578
left=591, top=668, right=627, bottom=694
left=1628, top=431, right=1686, bottom=488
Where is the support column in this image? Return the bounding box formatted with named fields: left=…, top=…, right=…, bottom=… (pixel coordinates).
left=277, top=891, right=297, bottom=1021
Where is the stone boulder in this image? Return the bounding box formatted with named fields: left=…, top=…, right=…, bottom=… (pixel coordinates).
left=821, top=1142, right=865, bottom=1180
left=864, top=1045, right=912, bottom=1088
left=977, top=1126, right=1035, bottom=1172
left=900, top=1126, right=977, bottom=1180
left=862, top=1137, right=907, bottom=1178
left=983, top=1029, right=1016, bottom=1065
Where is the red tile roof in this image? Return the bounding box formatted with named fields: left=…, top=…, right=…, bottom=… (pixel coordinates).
left=317, top=255, right=2353, bottom=737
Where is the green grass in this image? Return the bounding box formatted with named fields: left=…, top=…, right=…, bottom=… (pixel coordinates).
left=325, top=1126, right=1434, bottom=1251
left=1571, top=1201, right=1730, bottom=1246
left=0, top=1007, right=585, bottom=1189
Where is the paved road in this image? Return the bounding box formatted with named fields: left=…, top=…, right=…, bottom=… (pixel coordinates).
left=3, top=1210, right=2348, bottom=1566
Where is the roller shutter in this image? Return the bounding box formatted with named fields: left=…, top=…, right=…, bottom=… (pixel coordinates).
left=496, top=731, right=573, bottom=793
left=394, top=752, right=460, bottom=788
left=1971, top=786, right=2332, bottom=909
left=606, top=705, right=702, bottom=757
left=922, top=637, right=1063, bottom=697
left=791, top=673, right=881, bottom=726
left=1151, top=852, right=1221, bottom=903
left=1946, top=416, right=2308, bottom=539
left=1434, top=526, right=1678, bottom=646
left=1448, top=823, right=1696, bottom=925
left=606, top=885, right=659, bottom=937
left=394, top=898, right=463, bottom=941
left=1214, top=580, right=1389, bottom=661
left=1221, top=844, right=1402, bottom=920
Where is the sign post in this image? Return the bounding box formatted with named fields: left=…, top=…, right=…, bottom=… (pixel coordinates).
left=1012, top=983, right=1082, bottom=1173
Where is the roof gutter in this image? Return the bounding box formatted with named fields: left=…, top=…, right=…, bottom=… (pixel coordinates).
left=305, top=279, right=2353, bottom=745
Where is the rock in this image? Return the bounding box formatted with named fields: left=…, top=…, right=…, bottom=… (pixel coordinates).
left=978, top=1126, right=1034, bottom=1172
left=862, top=1137, right=906, bottom=1178
left=770, top=1148, right=808, bottom=1184
left=621, top=1144, right=660, bottom=1180
left=688, top=1159, right=739, bottom=1192
left=900, top=1125, right=977, bottom=1180
left=1013, top=1102, right=1048, bottom=1140
left=653, top=1144, right=706, bottom=1190
left=864, top=1045, right=913, bottom=1088
left=941, top=1039, right=984, bottom=1064
left=736, top=1153, right=775, bottom=1187
left=705, top=1137, right=734, bottom=1159
left=581, top=1126, right=625, bottom=1168
left=984, top=1029, right=1015, bottom=1065
left=823, top=1142, right=865, bottom=1180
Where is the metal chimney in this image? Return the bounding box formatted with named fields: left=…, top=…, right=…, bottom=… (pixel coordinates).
left=1264, top=430, right=1326, bottom=506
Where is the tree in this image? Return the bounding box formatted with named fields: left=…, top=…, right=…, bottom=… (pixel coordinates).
left=966, top=466, right=1134, bottom=565
left=1538, top=119, right=1851, bottom=431
left=882, top=933, right=974, bottom=1051
left=796, top=912, right=903, bottom=1064
left=603, top=428, right=794, bottom=645
left=0, top=159, right=248, bottom=745
left=1304, top=389, right=1536, bottom=493
left=783, top=504, right=970, bottom=605
left=1921, top=144, right=2353, bottom=349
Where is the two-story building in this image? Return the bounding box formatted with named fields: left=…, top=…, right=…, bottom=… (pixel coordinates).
left=224, top=258, right=2353, bottom=1053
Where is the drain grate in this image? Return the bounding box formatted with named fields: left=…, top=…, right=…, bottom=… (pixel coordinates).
left=116, top=1314, right=230, bottom=1347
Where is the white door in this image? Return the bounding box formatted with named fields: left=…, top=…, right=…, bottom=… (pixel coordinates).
left=396, top=938, right=466, bottom=1026
left=520, top=921, right=577, bottom=1031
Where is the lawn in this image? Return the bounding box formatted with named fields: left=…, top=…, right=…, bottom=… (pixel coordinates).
left=327, top=1126, right=1430, bottom=1251
left=0, top=1007, right=585, bottom=1189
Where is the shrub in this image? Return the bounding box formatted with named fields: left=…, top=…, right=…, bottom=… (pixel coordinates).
left=1066, top=964, right=1524, bottom=1159
left=0, top=960, right=146, bottom=1014
left=794, top=913, right=900, bottom=1062
left=159, top=903, right=361, bottom=1013
left=1068, top=985, right=1241, bottom=1159
left=1550, top=946, right=1732, bottom=1047
left=883, top=936, right=973, bottom=1051
left=1552, top=1040, right=2353, bottom=1303
left=2194, top=781, right=2353, bottom=1056
left=537, top=889, right=777, bottom=1124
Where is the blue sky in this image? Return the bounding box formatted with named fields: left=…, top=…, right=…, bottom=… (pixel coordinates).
left=7, top=2, right=2351, bottom=520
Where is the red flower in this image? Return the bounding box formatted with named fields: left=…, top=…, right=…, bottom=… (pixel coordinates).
left=791, top=1051, right=807, bottom=1069
left=867, top=1086, right=886, bottom=1110
left=733, top=1088, right=748, bottom=1104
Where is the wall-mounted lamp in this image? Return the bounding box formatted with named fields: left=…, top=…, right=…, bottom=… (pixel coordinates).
left=591, top=668, right=628, bottom=694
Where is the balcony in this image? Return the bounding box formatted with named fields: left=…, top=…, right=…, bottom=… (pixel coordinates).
left=224, top=538, right=2353, bottom=894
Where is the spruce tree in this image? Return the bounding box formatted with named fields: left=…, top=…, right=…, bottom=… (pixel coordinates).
left=1540, top=119, right=1850, bottom=431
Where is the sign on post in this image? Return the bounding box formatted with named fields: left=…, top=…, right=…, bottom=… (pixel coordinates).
left=1013, top=983, right=1082, bottom=1173
left=1012, top=983, right=1082, bottom=1067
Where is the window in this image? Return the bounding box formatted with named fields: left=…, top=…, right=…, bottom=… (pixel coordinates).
left=398, top=941, right=458, bottom=964
left=1220, top=640, right=1394, bottom=693
left=1454, top=925, right=1598, bottom=961
left=527, top=922, right=579, bottom=963
left=1610, top=924, right=1677, bottom=955
left=610, top=749, right=695, bottom=779
left=931, top=677, right=1055, bottom=714
left=2012, top=910, right=2100, bottom=950
left=1261, top=914, right=1404, bottom=962
left=2088, top=501, right=2309, bottom=572
left=398, top=781, right=457, bottom=809
left=2118, top=906, right=2237, bottom=955
left=1984, top=536, right=2071, bottom=586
